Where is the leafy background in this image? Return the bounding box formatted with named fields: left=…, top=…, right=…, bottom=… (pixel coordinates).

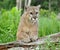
left=0, top=0, right=60, bottom=49
left=0, top=7, right=60, bottom=43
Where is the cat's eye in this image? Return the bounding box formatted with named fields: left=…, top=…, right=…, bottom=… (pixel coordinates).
left=30, top=12, right=33, bottom=15
left=36, top=12, right=38, bottom=14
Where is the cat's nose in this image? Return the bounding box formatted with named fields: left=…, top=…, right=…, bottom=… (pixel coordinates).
left=33, top=17, right=36, bottom=19
left=33, top=17, right=37, bottom=19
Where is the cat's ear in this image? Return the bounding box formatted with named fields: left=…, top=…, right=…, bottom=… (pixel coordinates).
left=24, top=5, right=29, bottom=11
left=37, top=5, right=41, bottom=8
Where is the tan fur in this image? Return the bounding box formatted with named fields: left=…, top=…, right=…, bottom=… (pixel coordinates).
left=16, top=5, right=40, bottom=43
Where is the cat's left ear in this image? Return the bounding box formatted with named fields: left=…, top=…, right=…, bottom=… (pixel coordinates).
left=37, top=5, right=41, bottom=8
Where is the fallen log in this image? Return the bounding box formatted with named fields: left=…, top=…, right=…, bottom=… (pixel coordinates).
left=0, top=32, right=60, bottom=50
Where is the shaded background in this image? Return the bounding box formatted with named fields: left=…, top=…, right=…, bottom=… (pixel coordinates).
left=0, top=0, right=60, bottom=12
left=0, top=0, right=60, bottom=43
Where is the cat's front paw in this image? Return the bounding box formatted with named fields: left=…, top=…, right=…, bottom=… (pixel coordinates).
left=21, top=38, right=31, bottom=43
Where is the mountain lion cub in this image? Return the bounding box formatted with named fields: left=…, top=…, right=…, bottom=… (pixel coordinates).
left=17, top=5, right=41, bottom=43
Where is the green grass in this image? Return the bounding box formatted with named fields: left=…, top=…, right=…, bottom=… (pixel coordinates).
left=39, top=42, right=60, bottom=50
left=38, top=17, right=60, bottom=37
left=0, top=7, right=21, bottom=43
left=0, top=8, right=60, bottom=43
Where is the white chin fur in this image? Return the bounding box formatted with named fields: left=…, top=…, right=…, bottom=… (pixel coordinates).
left=32, top=18, right=38, bottom=21
left=29, top=17, right=38, bottom=24
left=32, top=18, right=35, bottom=21
left=32, top=18, right=38, bottom=23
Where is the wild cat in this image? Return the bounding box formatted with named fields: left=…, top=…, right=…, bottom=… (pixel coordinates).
left=17, top=5, right=41, bottom=43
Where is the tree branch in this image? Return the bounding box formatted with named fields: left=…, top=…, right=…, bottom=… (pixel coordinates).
left=0, top=32, right=60, bottom=49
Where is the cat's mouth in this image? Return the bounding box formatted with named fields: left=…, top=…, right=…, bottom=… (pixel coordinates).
left=31, top=17, right=38, bottom=23
left=32, top=17, right=37, bottom=21
left=29, top=17, right=38, bottom=24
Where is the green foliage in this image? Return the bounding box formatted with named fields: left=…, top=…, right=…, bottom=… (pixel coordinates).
left=31, top=0, right=60, bottom=12
left=0, top=0, right=16, bottom=10
left=40, top=9, right=49, bottom=17
left=0, top=0, right=60, bottom=12
left=40, top=9, right=57, bottom=19
left=38, top=9, right=60, bottom=37
left=0, top=7, right=21, bottom=43
left=38, top=17, right=60, bottom=37
left=39, top=42, right=60, bottom=50
left=0, top=8, right=60, bottom=43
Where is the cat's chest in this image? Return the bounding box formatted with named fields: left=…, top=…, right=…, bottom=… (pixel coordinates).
left=22, top=24, right=38, bottom=32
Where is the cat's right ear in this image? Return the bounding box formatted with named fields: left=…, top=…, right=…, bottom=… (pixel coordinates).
left=24, top=6, right=29, bottom=11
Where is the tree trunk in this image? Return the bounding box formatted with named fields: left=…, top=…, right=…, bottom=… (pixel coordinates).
left=28, top=0, right=31, bottom=6
left=25, top=0, right=28, bottom=6
left=20, top=0, right=22, bottom=9
left=16, top=0, right=19, bottom=9
left=49, top=0, right=51, bottom=11
left=49, top=0, right=51, bottom=17
left=16, top=0, right=22, bottom=10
